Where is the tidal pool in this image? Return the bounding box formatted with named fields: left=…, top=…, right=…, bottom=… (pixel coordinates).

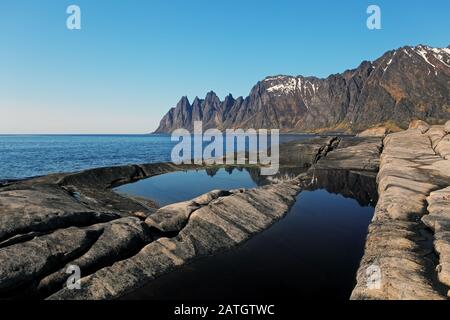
left=121, top=169, right=377, bottom=300
left=115, top=166, right=302, bottom=206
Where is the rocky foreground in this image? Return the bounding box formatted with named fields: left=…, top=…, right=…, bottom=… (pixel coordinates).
left=0, top=123, right=449, bottom=300
left=0, top=134, right=382, bottom=300
left=352, top=121, right=450, bottom=299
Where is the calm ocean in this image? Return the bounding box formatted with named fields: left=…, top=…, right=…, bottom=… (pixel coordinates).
left=0, top=134, right=314, bottom=180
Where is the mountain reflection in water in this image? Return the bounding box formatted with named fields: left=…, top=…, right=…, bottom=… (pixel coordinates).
left=121, top=167, right=377, bottom=300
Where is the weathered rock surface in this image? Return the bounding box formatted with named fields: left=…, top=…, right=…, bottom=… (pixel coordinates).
left=48, top=180, right=302, bottom=300
left=36, top=217, right=151, bottom=297
left=0, top=187, right=119, bottom=243
left=279, top=135, right=383, bottom=172
left=408, top=119, right=431, bottom=133
left=357, top=127, right=389, bottom=137
left=278, top=136, right=338, bottom=167
left=423, top=187, right=450, bottom=289
left=444, top=120, right=450, bottom=134
left=315, top=137, right=383, bottom=172
left=0, top=227, right=100, bottom=294
left=351, top=122, right=450, bottom=300
left=0, top=163, right=198, bottom=298
left=145, top=190, right=232, bottom=233
left=433, top=131, right=450, bottom=161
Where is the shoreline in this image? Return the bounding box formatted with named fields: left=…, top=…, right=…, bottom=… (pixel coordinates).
left=0, top=133, right=328, bottom=182
left=0, top=124, right=448, bottom=300
left=351, top=121, right=450, bottom=299
left=0, top=137, right=381, bottom=299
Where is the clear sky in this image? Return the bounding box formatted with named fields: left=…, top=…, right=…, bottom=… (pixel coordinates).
left=1, top=0, right=449, bottom=133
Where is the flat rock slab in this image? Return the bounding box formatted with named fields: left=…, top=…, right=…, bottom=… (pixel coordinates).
left=357, top=127, right=389, bottom=137
left=0, top=187, right=119, bottom=243
left=48, top=180, right=301, bottom=300
left=316, top=137, right=383, bottom=172
left=278, top=136, right=337, bottom=167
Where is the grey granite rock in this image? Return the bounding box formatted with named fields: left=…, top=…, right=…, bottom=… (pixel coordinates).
left=409, top=119, right=431, bottom=134
left=444, top=121, right=450, bottom=134
left=48, top=180, right=301, bottom=300
left=0, top=227, right=100, bottom=293
left=0, top=187, right=119, bottom=243
left=315, top=137, right=383, bottom=172
left=351, top=121, right=450, bottom=300
left=36, top=217, right=151, bottom=297
left=145, top=190, right=232, bottom=233
left=423, top=187, right=450, bottom=289
left=278, top=136, right=338, bottom=167
left=0, top=162, right=196, bottom=298
left=357, top=127, right=388, bottom=137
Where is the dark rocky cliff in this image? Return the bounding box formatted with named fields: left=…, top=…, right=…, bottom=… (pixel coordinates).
left=155, top=45, right=450, bottom=133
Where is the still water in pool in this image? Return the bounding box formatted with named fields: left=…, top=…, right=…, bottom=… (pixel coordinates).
left=115, top=167, right=302, bottom=206
left=120, top=169, right=377, bottom=300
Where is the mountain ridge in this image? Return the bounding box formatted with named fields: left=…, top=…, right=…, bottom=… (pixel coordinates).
left=155, top=45, right=450, bottom=133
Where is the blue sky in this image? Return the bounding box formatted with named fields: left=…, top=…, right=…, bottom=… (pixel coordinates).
left=1, top=0, right=449, bottom=133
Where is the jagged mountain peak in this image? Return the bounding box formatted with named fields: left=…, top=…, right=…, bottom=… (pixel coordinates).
left=223, top=94, right=235, bottom=106
left=177, top=96, right=191, bottom=106
left=155, top=45, right=450, bottom=133
left=204, top=91, right=221, bottom=106
left=205, top=90, right=218, bottom=98
left=192, top=96, right=202, bottom=105
left=388, top=45, right=450, bottom=69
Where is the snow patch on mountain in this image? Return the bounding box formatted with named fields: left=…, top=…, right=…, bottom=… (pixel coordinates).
left=264, top=76, right=319, bottom=98
left=414, top=45, right=450, bottom=72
